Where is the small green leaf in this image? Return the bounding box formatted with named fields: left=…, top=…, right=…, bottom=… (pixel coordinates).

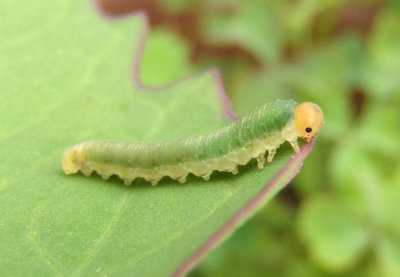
left=364, top=10, right=400, bottom=99
left=297, top=195, right=369, bottom=273
left=203, top=0, right=282, bottom=64
left=141, top=28, right=195, bottom=86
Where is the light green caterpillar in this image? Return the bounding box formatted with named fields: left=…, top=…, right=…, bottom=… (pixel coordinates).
left=62, top=100, right=323, bottom=185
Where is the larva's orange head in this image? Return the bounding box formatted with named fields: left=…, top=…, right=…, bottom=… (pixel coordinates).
left=295, top=102, right=323, bottom=143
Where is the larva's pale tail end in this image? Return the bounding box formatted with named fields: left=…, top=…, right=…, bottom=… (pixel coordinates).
left=61, top=146, right=81, bottom=175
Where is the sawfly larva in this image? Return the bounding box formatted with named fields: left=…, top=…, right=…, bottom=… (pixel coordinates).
left=62, top=100, right=323, bottom=185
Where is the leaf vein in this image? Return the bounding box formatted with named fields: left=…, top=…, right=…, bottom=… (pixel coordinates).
left=29, top=233, right=65, bottom=277
left=72, top=190, right=133, bottom=276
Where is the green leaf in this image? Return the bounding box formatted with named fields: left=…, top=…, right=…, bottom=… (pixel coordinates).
left=141, top=28, right=195, bottom=86
left=0, top=1, right=314, bottom=276
left=376, top=170, right=400, bottom=277
left=202, top=0, right=283, bottom=64
left=364, top=10, right=400, bottom=99
left=297, top=195, right=369, bottom=273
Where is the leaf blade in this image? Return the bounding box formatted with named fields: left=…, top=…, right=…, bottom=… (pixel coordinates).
left=0, top=1, right=315, bottom=276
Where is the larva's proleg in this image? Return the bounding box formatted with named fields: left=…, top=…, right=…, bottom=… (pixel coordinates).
left=61, top=100, right=323, bottom=185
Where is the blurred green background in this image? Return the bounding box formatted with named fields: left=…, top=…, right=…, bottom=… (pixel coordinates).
left=99, top=0, right=400, bottom=276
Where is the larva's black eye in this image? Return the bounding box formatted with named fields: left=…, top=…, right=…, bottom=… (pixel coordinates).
left=305, top=127, right=312, bottom=133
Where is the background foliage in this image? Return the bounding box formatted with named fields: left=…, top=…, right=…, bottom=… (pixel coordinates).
left=98, top=0, right=400, bottom=276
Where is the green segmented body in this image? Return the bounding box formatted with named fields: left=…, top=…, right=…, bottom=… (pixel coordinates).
left=62, top=99, right=300, bottom=185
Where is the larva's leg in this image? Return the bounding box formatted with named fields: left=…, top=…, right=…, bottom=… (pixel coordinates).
left=201, top=173, right=212, bottom=181
left=256, top=154, right=266, bottom=169
left=230, top=167, right=239, bottom=175
left=177, top=175, right=187, bottom=184
left=150, top=178, right=161, bottom=186
left=99, top=173, right=112, bottom=180
left=123, top=178, right=133, bottom=185
left=289, top=140, right=299, bottom=153
left=81, top=168, right=93, bottom=177
left=267, top=149, right=277, bottom=163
